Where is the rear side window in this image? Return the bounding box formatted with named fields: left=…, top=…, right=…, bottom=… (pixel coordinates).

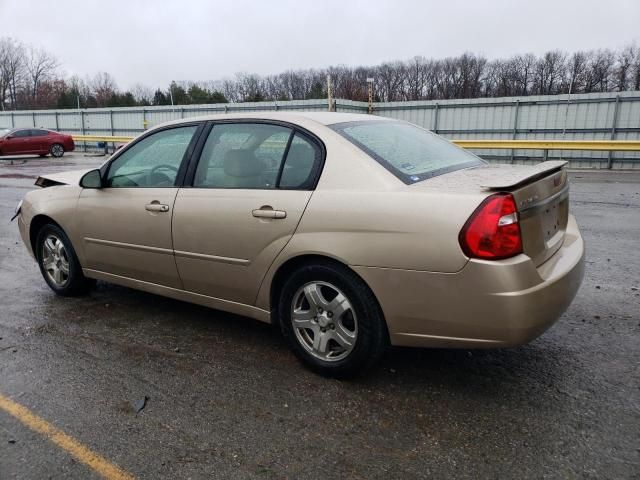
left=194, top=123, right=291, bottom=189
left=279, top=133, right=320, bottom=189
left=331, top=120, right=484, bottom=184
left=31, top=129, right=49, bottom=136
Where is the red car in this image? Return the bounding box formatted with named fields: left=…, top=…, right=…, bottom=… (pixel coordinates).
left=0, top=128, right=75, bottom=158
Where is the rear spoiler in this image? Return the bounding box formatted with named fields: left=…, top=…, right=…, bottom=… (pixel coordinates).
left=480, top=161, right=568, bottom=190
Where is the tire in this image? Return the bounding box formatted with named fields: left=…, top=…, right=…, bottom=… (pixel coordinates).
left=35, top=223, right=95, bottom=296
left=50, top=143, right=64, bottom=158
left=278, top=261, right=388, bottom=378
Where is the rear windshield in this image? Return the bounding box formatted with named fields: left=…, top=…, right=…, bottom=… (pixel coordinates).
left=331, top=120, right=484, bottom=184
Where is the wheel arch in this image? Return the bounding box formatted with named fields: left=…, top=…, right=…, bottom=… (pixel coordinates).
left=29, top=214, right=63, bottom=258
left=267, top=254, right=388, bottom=339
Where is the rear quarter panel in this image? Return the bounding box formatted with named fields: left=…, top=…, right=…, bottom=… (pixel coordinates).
left=289, top=189, right=482, bottom=272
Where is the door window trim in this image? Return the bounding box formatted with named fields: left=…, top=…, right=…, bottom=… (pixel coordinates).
left=100, top=122, right=207, bottom=188
left=182, top=119, right=326, bottom=191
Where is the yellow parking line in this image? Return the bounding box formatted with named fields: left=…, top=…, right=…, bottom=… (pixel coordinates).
left=0, top=392, right=134, bottom=480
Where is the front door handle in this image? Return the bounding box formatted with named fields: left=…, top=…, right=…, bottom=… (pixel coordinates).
left=145, top=202, right=170, bottom=213
left=252, top=206, right=287, bottom=219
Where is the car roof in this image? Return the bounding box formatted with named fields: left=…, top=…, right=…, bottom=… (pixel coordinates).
left=10, top=127, right=55, bottom=132
left=157, top=111, right=391, bottom=129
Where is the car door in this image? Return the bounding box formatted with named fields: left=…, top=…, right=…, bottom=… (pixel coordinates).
left=75, top=124, right=202, bottom=288
left=30, top=129, right=48, bottom=152
left=4, top=129, right=31, bottom=154
left=172, top=121, right=323, bottom=305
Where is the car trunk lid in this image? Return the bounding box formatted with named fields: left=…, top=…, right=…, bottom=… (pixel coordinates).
left=413, top=160, right=569, bottom=266
left=507, top=162, right=569, bottom=266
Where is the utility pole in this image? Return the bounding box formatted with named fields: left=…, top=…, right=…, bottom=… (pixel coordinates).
left=327, top=75, right=333, bottom=112
left=560, top=76, right=574, bottom=162
left=367, top=78, right=374, bottom=114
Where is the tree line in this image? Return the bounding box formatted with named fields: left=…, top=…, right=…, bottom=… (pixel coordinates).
left=1, top=36, right=639, bottom=111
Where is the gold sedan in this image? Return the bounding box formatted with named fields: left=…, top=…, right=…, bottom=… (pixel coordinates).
left=15, top=113, right=585, bottom=377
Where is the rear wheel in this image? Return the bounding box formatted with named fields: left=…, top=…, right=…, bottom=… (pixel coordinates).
left=36, top=223, right=94, bottom=296
left=50, top=143, right=64, bottom=158
left=279, top=261, right=387, bottom=377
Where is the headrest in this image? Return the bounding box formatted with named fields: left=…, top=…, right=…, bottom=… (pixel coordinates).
left=223, top=149, right=265, bottom=177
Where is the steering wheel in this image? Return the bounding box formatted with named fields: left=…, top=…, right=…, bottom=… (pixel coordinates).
left=147, top=164, right=178, bottom=186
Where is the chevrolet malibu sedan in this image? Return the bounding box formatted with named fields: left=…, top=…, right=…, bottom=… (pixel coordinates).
left=14, top=112, right=585, bottom=376
left=0, top=127, right=75, bottom=157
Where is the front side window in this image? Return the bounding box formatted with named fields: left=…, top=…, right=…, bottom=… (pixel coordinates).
left=331, top=120, right=484, bottom=184
left=12, top=129, right=30, bottom=138
left=194, top=123, right=292, bottom=189
left=106, top=125, right=197, bottom=188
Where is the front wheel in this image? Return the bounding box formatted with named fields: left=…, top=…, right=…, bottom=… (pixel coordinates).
left=36, top=223, right=95, bottom=296
left=50, top=143, right=64, bottom=158
left=279, top=262, right=387, bottom=377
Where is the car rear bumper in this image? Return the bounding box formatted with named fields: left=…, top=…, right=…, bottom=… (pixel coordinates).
left=64, top=139, right=75, bottom=152
left=353, top=214, right=585, bottom=348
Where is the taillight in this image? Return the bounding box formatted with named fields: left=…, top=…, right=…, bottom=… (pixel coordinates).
left=459, top=193, right=522, bottom=260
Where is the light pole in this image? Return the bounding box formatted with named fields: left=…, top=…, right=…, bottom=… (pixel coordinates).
left=367, top=78, right=374, bottom=114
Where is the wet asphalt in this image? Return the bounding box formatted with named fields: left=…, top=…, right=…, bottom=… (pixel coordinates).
left=0, top=154, right=638, bottom=479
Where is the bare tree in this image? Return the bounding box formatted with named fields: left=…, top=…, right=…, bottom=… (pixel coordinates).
left=513, top=54, right=537, bottom=96
left=375, top=61, right=405, bottom=101
left=3, top=35, right=640, bottom=109
left=25, top=45, right=58, bottom=105
left=404, top=56, right=429, bottom=100
left=131, top=83, right=153, bottom=105
left=631, top=45, right=640, bottom=91
left=91, top=72, right=117, bottom=106
left=0, top=38, right=26, bottom=109
left=534, top=51, right=567, bottom=95
left=585, top=49, right=615, bottom=92
left=614, top=44, right=637, bottom=91
left=566, top=51, right=590, bottom=93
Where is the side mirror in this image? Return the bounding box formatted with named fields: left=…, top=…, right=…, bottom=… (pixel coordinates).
left=6, top=135, right=13, bottom=140
left=80, top=169, right=103, bottom=189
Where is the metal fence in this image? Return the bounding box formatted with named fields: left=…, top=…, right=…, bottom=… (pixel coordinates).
left=1, top=92, right=639, bottom=169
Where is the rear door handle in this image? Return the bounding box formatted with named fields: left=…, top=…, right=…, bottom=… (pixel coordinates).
left=252, top=206, right=287, bottom=219
left=145, top=202, right=170, bottom=213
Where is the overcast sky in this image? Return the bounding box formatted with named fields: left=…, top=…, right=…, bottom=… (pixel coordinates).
left=1, top=0, right=638, bottom=90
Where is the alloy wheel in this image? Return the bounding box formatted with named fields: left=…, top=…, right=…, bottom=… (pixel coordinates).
left=42, top=234, right=70, bottom=287
left=51, top=144, right=64, bottom=157
left=291, top=281, right=358, bottom=362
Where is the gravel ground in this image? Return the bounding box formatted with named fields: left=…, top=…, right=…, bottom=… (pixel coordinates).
left=0, top=154, right=638, bottom=479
